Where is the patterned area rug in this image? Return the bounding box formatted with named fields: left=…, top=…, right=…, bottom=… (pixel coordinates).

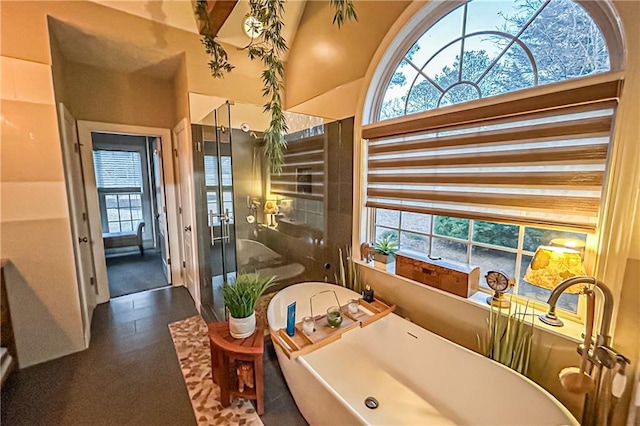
left=168, top=316, right=264, bottom=426
left=255, top=292, right=276, bottom=334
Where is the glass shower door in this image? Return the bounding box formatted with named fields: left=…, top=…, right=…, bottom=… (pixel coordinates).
left=195, top=101, right=237, bottom=321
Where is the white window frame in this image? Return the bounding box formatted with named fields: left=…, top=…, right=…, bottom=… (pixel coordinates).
left=355, top=0, right=631, bottom=328
left=99, top=191, right=144, bottom=234
left=369, top=210, right=597, bottom=321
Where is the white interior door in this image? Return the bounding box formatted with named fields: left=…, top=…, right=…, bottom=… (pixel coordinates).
left=58, top=103, right=97, bottom=346
left=173, top=119, right=200, bottom=309
left=152, top=139, right=171, bottom=281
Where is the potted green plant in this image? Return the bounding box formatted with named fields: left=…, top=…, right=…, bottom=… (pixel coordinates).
left=223, top=273, right=275, bottom=338
left=373, top=235, right=399, bottom=271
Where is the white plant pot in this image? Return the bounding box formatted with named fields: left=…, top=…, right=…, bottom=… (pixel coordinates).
left=229, top=311, right=256, bottom=339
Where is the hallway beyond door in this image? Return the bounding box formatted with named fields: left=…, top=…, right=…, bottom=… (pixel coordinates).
left=106, top=251, right=169, bottom=298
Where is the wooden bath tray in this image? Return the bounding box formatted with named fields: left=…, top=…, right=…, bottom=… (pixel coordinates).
left=271, top=298, right=395, bottom=359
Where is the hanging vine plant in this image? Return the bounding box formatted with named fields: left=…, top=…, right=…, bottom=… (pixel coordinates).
left=195, top=0, right=357, bottom=173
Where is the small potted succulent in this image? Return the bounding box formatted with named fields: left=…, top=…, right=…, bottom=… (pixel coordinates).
left=373, top=235, right=399, bottom=271
left=223, top=273, right=275, bottom=338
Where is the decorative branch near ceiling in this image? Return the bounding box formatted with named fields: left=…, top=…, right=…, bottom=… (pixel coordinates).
left=194, top=0, right=357, bottom=173
left=195, top=0, right=239, bottom=36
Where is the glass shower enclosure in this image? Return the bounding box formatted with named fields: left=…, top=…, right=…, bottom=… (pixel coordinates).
left=189, top=97, right=355, bottom=322
left=192, top=101, right=237, bottom=321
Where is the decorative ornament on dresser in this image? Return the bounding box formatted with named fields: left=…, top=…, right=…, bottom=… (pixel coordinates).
left=485, top=270, right=515, bottom=308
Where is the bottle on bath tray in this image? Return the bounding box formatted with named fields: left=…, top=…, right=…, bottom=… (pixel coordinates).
left=362, top=285, right=374, bottom=303
left=286, top=302, right=296, bottom=336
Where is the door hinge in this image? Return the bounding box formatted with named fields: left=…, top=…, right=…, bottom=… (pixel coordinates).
left=82, top=212, right=87, bottom=221
left=90, top=276, right=95, bottom=286
left=167, top=258, right=171, bottom=265
left=196, top=141, right=202, bottom=153
left=182, top=261, right=186, bottom=268
left=179, top=206, right=182, bottom=214
left=174, top=148, right=178, bottom=158
left=74, top=143, right=80, bottom=153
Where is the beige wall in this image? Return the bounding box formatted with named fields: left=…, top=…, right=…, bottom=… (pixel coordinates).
left=62, top=61, right=177, bottom=129
left=611, top=191, right=640, bottom=424
left=173, top=54, right=189, bottom=126
left=0, top=1, right=264, bottom=105
left=284, top=1, right=410, bottom=111
left=1, top=54, right=86, bottom=367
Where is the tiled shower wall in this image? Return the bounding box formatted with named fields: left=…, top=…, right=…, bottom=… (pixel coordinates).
left=255, top=118, right=354, bottom=286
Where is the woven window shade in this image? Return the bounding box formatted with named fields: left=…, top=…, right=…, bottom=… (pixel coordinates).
left=270, top=134, right=325, bottom=200
left=363, top=76, right=623, bottom=233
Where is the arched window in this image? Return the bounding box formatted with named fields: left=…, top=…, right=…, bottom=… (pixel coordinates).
left=380, top=0, right=611, bottom=120
left=362, top=0, right=624, bottom=315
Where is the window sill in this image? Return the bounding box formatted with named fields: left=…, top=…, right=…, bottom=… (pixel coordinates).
left=354, top=259, right=584, bottom=344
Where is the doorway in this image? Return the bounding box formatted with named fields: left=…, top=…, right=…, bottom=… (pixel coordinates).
left=90, top=133, right=169, bottom=298
left=75, top=121, right=182, bottom=305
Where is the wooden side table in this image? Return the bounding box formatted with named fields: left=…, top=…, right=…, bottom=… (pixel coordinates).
left=208, top=322, right=265, bottom=415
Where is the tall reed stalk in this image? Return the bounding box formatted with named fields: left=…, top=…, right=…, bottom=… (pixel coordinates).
left=336, top=246, right=362, bottom=294
left=478, top=298, right=535, bottom=376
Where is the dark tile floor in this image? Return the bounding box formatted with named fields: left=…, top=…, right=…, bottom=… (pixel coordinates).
left=106, top=250, right=169, bottom=298
left=1, top=287, right=307, bottom=426
left=262, top=341, right=308, bottom=426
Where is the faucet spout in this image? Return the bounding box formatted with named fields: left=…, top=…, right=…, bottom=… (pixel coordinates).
left=541, top=276, right=613, bottom=346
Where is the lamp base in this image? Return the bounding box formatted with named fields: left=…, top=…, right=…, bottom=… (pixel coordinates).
left=539, top=313, right=564, bottom=327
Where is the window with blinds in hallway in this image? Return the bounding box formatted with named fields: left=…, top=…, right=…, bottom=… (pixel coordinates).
left=93, top=149, right=144, bottom=233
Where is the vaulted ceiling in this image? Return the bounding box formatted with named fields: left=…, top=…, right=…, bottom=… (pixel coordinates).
left=90, top=0, right=306, bottom=56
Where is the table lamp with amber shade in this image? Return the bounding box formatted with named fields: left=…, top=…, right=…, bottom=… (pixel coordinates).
left=524, top=245, right=587, bottom=326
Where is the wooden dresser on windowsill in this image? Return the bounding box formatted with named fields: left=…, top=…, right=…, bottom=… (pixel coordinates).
left=395, top=250, right=480, bottom=298
left=1, top=259, right=18, bottom=387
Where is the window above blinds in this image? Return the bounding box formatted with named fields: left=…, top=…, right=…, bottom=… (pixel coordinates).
left=93, top=150, right=143, bottom=190
left=363, top=75, right=623, bottom=233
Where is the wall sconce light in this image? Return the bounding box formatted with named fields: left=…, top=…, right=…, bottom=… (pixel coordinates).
left=264, top=199, right=278, bottom=228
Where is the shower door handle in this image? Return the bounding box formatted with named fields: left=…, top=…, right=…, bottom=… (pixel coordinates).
left=209, top=211, right=224, bottom=246
left=222, top=209, right=231, bottom=243
left=209, top=210, right=216, bottom=246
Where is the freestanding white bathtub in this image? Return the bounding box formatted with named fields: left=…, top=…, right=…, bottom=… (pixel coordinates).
left=267, top=282, right=578, bottom=425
